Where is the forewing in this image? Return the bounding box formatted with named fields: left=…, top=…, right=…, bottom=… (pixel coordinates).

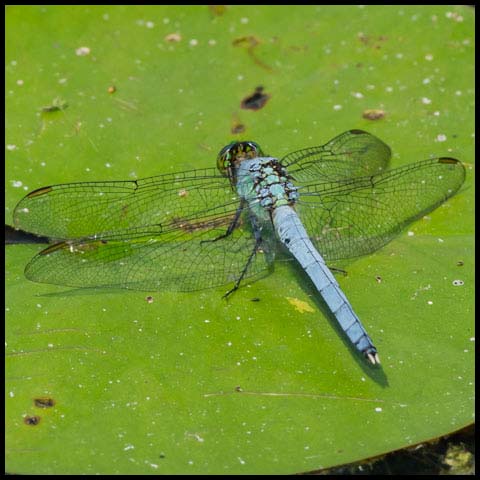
left=296, top=158, right=466, bottom=261
left=23, top=212, right=275, bottom=292
left=13, top=167, right=236, bottom=240
left=282, top=130, right=392, bottom=182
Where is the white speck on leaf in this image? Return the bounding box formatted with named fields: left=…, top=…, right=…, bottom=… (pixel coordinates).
left=446, top=11, right=463, bottom=22
left=75, top=46, right=91, bottom=56
left=165, top=33, right=181, bottom=42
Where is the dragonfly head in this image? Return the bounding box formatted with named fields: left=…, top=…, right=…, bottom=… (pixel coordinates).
left=217, top=141, right=264, bottom=183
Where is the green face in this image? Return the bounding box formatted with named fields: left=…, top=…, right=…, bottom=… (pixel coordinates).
left=217, top=141, right=264, bottom=182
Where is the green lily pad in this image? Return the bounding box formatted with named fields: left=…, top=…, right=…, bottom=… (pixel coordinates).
left=6, top=5, right=474, bottom=475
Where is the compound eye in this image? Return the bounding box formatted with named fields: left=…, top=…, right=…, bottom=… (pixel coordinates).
left=244, top=141, right=264, bottom=158
left=216, top=141, right=265, bottom=178
left=216, top=143, right=236, bottom=176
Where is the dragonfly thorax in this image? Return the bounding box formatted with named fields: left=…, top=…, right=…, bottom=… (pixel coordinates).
left=237, top=158, right=299, bottom=211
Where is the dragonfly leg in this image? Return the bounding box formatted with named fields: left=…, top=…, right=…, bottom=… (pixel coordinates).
left=201, top=200, right=245, bottom=244
left=328, top=266, right=348, bottom=276
left=223, top=210, right=263, bottom=299
left=223, top=240, right=262, bottom=298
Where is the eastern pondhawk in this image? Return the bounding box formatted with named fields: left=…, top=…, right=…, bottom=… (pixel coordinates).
left=12, top=130, right=466, bottom=364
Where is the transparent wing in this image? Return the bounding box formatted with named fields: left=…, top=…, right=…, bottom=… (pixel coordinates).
left=23, top=211, right=276, bottom=292
left=13, top=167, right=236, bottom=240
left=295, top=157, right=466, bottom=261
left=282, top=130, right=392, bottom=182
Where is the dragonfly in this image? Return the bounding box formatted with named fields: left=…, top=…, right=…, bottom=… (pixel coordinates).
left=12, top=130, right=466, bottom=365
